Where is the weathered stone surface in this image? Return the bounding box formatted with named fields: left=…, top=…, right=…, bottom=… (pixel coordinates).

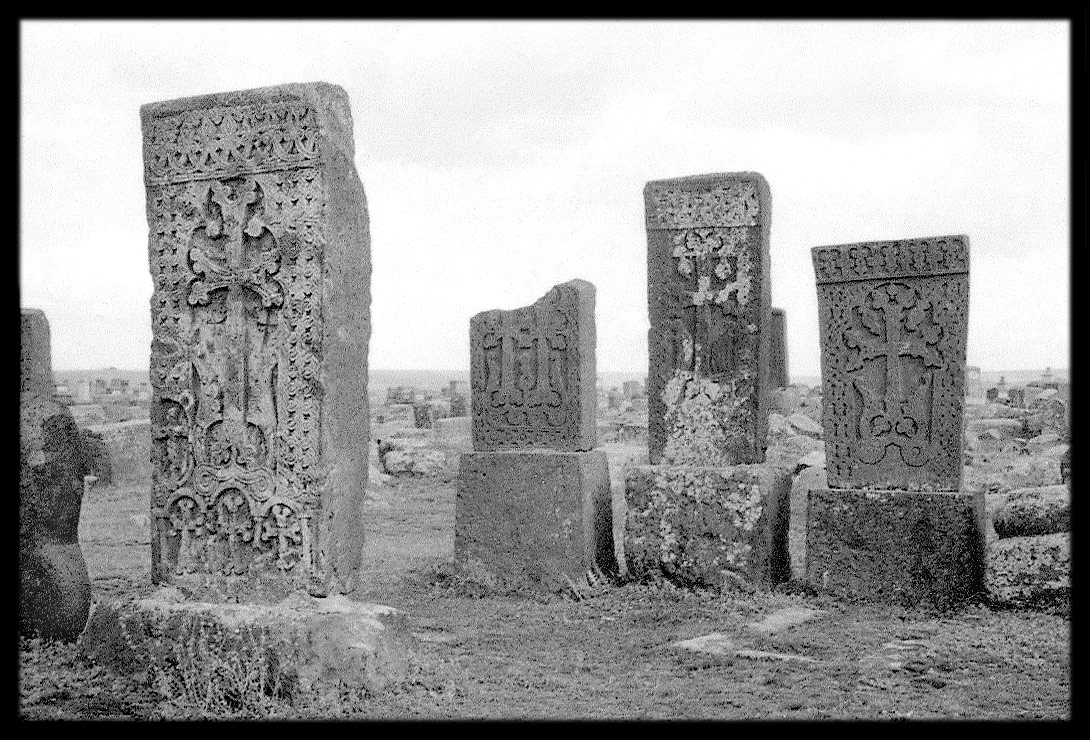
left=645, top=172, right=771, bottom=466
left=812, top=236, right=969, bottom=491
left=20, top=309, right=92, bottom=641
left=967, top=418, right=1023, bottom=437
left=747, top=605, right=824, bottom=635
left=78, top=589, right=413, bottom=697
left=433, top=416, right=471, bottom=448
left=624, top=464, right=791, bottom=589
left=993, top=485, right=1069, bottom=539
left=789, top=465, right=827, bottom=580
left=771, top=385, right=803, bottom=414
left=769, top=307, right=788, bottom=389
left=381, top=447, right=446, bottom=477
left=456, top=451, right=614, bottom=590
left=470, top=280, right=596, bottom=453
left=806, top=488, right=985, bottom=609
left=985, top=533, right=1069, bottom=609
left=85, top=420, right=152, bottom=485
left=142, top=83, right=371, bottom=590
left=787, top=413, right=823, bottom=438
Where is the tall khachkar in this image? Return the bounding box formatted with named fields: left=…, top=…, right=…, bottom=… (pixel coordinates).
left=645, top=172, right=770, bottom=466
left=807, top=236, right=984, bottom=608
left=143, top=83, right=371, bottom=591
left=625, top=173, right=790, bottom=591
left=457, top=280, right=614, bottom=591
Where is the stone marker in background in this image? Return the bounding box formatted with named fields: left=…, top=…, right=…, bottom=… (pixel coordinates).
left=142, top=83, right=371, bottom=594
left=20, top=308, right=92, bottom=641
left=457, top=280, right=614, bottom=591
left=470, top=280, right=597, bottom=452
left=625, top=173, right=790, bottom=590
left=807, top=235, right=984, bottom=608
left=769, top=307, right=788, bottom=389
left=964, top=365, right=984, bottom=404
left=645, top=172, right=770, bottom=466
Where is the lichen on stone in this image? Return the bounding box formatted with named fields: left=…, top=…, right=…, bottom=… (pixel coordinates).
left=660, top=371, right=751, bottom=466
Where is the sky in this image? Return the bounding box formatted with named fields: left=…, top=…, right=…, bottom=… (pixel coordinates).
left=20, top=20, right=1071, bottom=376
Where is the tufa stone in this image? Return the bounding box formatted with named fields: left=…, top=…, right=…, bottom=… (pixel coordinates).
left=142, top=83, right=371, bottom=591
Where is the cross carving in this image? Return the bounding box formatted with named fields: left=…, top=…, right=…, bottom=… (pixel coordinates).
left=188, top=178, right=282, bottom=469
left=844, top=282, right=942, bottom=466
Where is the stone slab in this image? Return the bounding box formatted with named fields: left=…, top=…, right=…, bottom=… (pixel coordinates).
left=455, top=450, right=614, bottom=591
left=20, top=309, right=92, bottom=641
left=993, top=485, right=1069, bottom=539
left=78, top=588, right=413, bottom=698
left=623, top=463, right=791, bottom=589
left=470, top=279, right=596, bottom=452
left=645, top=172, right=771, bottom=467
left=747, top=606, right=824, bottom=635
left=142, top=82, right=370, bottom=590
left=985, top=533, right=1069, bottom=609
left=789, top=465, right=827, bottom=580
left=806, top=488, right=985, bottom=609
left=812, top=236, right=969, bottom=491
left=769, top=307, right=788, bottom=389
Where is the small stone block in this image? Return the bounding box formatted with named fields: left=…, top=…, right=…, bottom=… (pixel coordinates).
left=993, top=485, right=1069, bottom=539
left=623, top=464, right=791, bottom=589
left=985, top=533, right=1069, bottom=609
left=455, top=450, right=614, bottom=590
left=805, top=488, right=985, bottom=609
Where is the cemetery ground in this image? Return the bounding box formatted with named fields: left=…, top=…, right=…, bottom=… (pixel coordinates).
left=20, top=444, right=1069, bottom=720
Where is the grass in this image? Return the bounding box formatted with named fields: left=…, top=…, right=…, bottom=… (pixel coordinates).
left=18, top=441, right=1071, bottom=720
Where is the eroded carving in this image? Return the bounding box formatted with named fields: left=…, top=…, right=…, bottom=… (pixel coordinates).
left=645, top=173, right=770, bottom=465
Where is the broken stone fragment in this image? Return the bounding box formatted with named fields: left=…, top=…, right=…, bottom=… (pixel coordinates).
left=993, top=485, right=1069, bottom=539
left=985, top=533, right=1069, bottom=610
left=78, top=589, right=414, bottom=697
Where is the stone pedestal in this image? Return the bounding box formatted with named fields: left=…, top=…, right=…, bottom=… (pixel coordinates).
left=623, top=464, right=791, bottom=589
left=455, top=450, right=614, bottom=591
left=805, top=488, right=985, bottom=609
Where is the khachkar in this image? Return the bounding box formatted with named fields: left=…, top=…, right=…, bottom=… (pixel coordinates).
left=625, top=173, right=791, bottom=590
left=457, top=280, right=615, bottom=591
left=20, top=309, right=92, bottom=641
left=770, top=307, right=788, bottom=389
left=142, top=83, right=371, bottom=593
left=807, top=235, right=985, bottom=608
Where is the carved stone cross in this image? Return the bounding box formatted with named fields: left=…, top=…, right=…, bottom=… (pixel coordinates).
left=188, top=179, right=283, bottom=469
left=844, top=282, right=942, bottom=467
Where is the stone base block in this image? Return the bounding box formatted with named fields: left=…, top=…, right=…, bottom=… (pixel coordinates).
left=455, top=450, right=614, bottom=591
left=78, top=588, right=413, bottom=699
left=623, top=464, right=791, bottom=589
left=993, top=485, right=1069, bottom=539
left=806, top=488, right=985, bottom=609
left=986, top=533, right=1069, bottom=609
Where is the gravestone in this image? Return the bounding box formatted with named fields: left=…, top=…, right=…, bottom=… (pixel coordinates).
left=20, top=309, right=92, bottom=640
left=142, top=83, right=370, bottom=593
left=770, top=307, right=788, bottom=389
left=986, top=387, right=998, bottom=402
left=807, top=235, right=984, bottom=608
left=645, top=172, right=770, bottom=466
left=964, top=365, right=984, bottom=403
left=470, top=279, right=596, bottom=452
left=457, top=280, right=614, bottom=591
left=625, top=173, right=790, bottom=590
left=1007, top=387, right=1025, bottom=408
